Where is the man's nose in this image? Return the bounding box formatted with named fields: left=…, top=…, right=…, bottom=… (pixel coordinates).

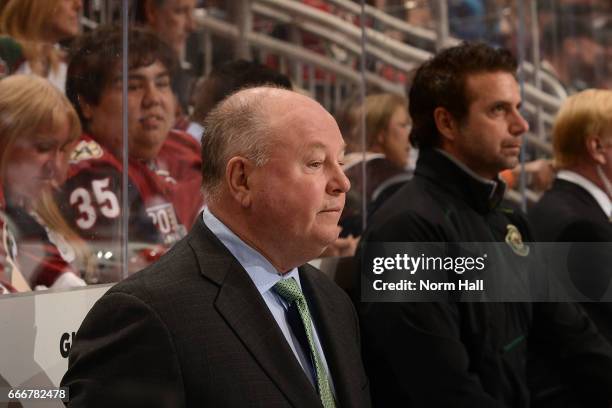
left=328, top=163, right=350, bottom=195
left=511, top=110, right=529, bottom=136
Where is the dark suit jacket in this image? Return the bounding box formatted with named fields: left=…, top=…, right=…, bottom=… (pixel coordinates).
left=529, top=178, right=612, bottom=332
left=530, top=178, right=612, bottom=243
left=61, top=217, right=370, bottom=408
left=529, top=178, right=612, bottom=408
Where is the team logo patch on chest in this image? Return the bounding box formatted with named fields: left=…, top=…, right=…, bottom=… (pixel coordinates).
left=71, top=140, right=104, bottom=162
left=505, top=224, right=529, bottom=256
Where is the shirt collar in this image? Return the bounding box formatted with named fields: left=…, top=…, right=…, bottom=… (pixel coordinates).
left=557, top=170, right=612, bottom=216
left=201, top=208, right=301, bottom=296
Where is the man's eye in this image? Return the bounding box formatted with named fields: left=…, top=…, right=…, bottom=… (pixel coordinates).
left=156, top=79, right=171, bottom=88
left=308, top=161, right=323, bottom=168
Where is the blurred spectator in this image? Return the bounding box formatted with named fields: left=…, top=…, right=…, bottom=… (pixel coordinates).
left=404, top=0, right=434, bottom=30
left=541, top=16, right=605, bottom=93
left=188, top=59, right=292, bottom=141
left=134, top=0, right=196, bottom=57
left=134, top=0, right=197, bottom=113
left=61, top=26, right=202, bottom=280
left=0, top=0, right=82, bottom=91
left=0, top=75, right=91, bottom=290
left=340, top=93, right=412, bottom=236
left=449, top=0, right=487, bottom=40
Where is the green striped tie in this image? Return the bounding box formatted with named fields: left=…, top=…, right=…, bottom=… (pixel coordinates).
left=274, top=277, right=336, bottom=408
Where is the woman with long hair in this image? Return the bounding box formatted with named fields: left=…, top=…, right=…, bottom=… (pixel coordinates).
left=0, top=0, right=82, bottom=90
left=0, top=75, right=91, bottom=290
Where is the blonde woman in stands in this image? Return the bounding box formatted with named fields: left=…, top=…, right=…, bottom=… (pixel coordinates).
left=0, top=0, right=82, bottom=90
left=340, top=92, right=413, bottom=235
left=0, top=75, right=91, bottom=290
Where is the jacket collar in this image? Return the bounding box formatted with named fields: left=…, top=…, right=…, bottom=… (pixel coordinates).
left=415, top=148, right=506, bottom=214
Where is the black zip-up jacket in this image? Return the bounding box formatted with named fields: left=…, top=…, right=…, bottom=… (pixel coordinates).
left=358, top=148, right=612, bottom=407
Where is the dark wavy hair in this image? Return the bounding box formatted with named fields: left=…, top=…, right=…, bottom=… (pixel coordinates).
left=409, top=42, right=517, bottom=149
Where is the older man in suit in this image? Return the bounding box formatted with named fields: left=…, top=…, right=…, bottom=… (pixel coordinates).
left=530, top=89, right=612, bottom=341
left=61, top=87, right=370, bottom=408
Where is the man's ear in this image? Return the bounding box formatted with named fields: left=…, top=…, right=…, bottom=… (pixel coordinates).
left=586, top=135, right=607, bottom=165
left=433, top=107, right=459, bottom=143
left=226, top=156, right=254, bottom=208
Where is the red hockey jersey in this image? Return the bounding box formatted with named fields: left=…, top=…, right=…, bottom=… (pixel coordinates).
left=61, top=132, right=203, bottom=274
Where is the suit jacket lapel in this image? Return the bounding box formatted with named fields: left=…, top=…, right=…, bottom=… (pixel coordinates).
left=300, top=266, right=358, bottom=408
left=188, top=219, right=321, bottom=408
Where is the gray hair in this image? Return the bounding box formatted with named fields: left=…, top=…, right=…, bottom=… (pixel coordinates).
left=200, top=87, right=277, bottom=203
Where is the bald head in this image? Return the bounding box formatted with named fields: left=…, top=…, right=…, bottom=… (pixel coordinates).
left=219, top=86, right=330, bottom=128
left=201, top=86, right=349, bottom=272
left=201, top=86, right=336, bottom=201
